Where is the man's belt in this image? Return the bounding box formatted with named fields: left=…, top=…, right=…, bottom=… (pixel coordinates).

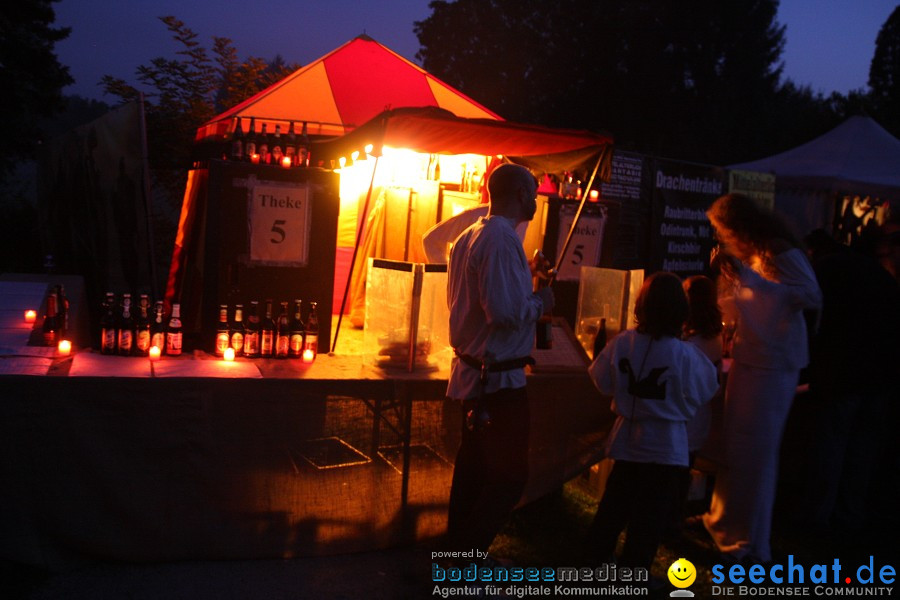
left=455, top=352, right=535, bottom=372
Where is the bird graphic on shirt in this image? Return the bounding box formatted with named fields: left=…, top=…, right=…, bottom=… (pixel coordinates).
left=618, top=358, right=668, bottom=400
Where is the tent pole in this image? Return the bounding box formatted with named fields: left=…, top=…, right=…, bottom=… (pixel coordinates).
left=331, top=155, right=380, bottom=354
left=551, top=154, right=604, bottom=280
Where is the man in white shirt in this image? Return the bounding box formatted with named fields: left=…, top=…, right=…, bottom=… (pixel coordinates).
left=444, top=163, right=554, bottom=554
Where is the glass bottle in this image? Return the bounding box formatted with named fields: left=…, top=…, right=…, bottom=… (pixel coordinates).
left=271, top=124, right=283, bottom=165
left=245, top=117, right=257, bottom=161
left=289, top=299, right=304, bottom=358
left=298, top=121, right=310, bottom=167
left=42, top=293, right=59, bottom=347
left=117, top=293, right=134, bottom=356
left=260, top=299, right=275, bottom=357
left=150, top=300, right=166, bottom=351
left=303, top=301, right=319, bottom=358
left=258, top=123, right=269, bottom=164
left=135, top=294, right=151, bottom=356
left=215, top=304, right=230, bottom=357
left=275, top=301, right=290, bottom=358
left=100, top=292, right=117, bottom=355
left=166, top=302, right=183, bottom=356
left=55, top=284, right=69, bottom=339
left=243, top=300, right=260, bottom=358
left=230, top=117, right=244, bottom=160
left=285, top=121, right=298, bottom=166
left=230, top=304, right=245, bottom=357
left=593, top=317, right=607, bottom=359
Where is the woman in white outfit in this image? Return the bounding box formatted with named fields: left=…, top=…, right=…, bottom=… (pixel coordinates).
left=701, top=194, right=822, bottom=563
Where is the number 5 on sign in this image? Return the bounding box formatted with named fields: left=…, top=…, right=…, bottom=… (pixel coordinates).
left=249, top=183, right=311, bottom=265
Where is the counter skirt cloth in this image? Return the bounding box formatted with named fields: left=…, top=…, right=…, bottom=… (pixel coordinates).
left=702, top=360, right=799, bottom=562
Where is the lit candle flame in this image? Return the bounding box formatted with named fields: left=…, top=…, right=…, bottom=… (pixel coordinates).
left=302, top=348, right=315, bottom=363
left=224, top=347, right=235, bottom=361
left=149, top=346, right=161, bottom=361
left=24, top=309, right=36, bottom=323
left=58, top=340, right=71, bottom=356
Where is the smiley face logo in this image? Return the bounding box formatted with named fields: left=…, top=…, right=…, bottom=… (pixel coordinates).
left=667, top=557, right=696, bottom=588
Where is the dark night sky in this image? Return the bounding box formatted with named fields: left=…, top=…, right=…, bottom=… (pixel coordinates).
left=54, top=0, right=898, bottom=102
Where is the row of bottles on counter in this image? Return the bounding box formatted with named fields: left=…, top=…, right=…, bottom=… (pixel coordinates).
left=215, top=299, right=318, bottom=359
left=99, top=293, right=181, bottom=356
left=41, top=284, right=70, bottom=346
left=229, top=117, right=310, bottom=167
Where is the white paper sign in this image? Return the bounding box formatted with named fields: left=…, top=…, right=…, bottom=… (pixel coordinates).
left=249, top=182, right=311, bottom=265
left=555, top=207, right=607, bottom=282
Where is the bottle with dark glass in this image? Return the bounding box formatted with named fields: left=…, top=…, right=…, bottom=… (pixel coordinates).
left=593, top=317, right=607, bottom=360
left=258, top=123, right=269, bottom=164
left=285, top=121, right=298, bottom=166
left=166, top=302, right=183, bottom=356
left=271, top=124, right=284, bottom=165
left=117, top=293, right=134, bottom=356
left=55, top=284, right=69, bottom=340
left=245, top=117, right=257, bottom=161
left=215, top=304, right=230, bottom=357
left=260, top=299, right=275, bottom=357
left=150, top=300, right=166, bottom=351
left=243, top=300, right=260, bottom=358
left=230, top=117, right=244, bottom=160
left=230, top=303, right=245, bottom=357
left=303, top=301, right=319, bottom=358
left=275, top=301, right=290, bottom=358
left=100, top=292, right=117, bottom=354
left=289, top=299, right=304, bottom=358
left=135, top=294, right=151, bottom=356
left=298, top=121, right=310, bottom=167
left=42, top=293, right=59, bottom=347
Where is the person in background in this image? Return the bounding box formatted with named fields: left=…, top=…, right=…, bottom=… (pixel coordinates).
left=802, top=229, right=899, bottom=548
left=700, top=194, right=822, bottom=564
left=584, top=272, right=718, bottom=570
left=444, top=163, right=554, bottom=555
left=682, top=275, right=724, bottom=457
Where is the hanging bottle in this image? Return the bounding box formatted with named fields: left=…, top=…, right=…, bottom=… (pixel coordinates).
left=271, top=124, right=284, bottom=165
left=258, top=123, right=270, bottom=164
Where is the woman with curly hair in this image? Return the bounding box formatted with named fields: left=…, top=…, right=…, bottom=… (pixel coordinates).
left=700, top=194, right=822, bottom=563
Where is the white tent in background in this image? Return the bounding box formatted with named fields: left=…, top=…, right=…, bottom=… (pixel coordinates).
left=729, top=115, right=900, bottom=237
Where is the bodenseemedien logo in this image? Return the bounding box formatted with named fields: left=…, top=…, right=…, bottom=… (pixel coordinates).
left=667, top=557, right=696, bottom=597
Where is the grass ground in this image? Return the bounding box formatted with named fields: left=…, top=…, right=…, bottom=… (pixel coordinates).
left=485, top=479, right=899, bottom=599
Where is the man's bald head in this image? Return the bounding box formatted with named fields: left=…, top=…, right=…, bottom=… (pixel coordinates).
left=488, top=164, right=537, bottom=223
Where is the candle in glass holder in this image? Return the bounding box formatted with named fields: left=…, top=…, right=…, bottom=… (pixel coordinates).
left=58, top=339, right=71, bottom=356
left=281, top=156, right=292, bottom=168
left=302, top=348, right=315, bottom=363
left=250, top=153, right=260, bottom=164
left=24, top=309, right=37, bottom=323
left=149, top=345, right=161, bottom=361
left=589, top=189, right=599, bottom=201
left=224, top=347, right=235, bottom=361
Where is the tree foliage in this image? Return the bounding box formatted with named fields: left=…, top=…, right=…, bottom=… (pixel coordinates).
left=415, top=0, right=842, bottom=165
left=869, top=4, right=900, bottom=137
left=101, top=16, right=298, bottom=185
left=0, top=0, right=73, bottom=180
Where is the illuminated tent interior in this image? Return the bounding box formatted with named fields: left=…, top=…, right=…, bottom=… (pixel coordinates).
left=730, top=115, right=900, bottom=236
